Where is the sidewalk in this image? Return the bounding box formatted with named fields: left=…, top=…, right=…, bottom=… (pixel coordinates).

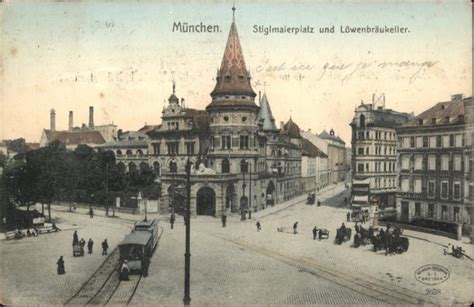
left=251, top=182, right=347, bottom=220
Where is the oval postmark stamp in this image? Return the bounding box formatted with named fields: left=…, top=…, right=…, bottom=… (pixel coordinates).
left=414, top=264, right=450, bottom=285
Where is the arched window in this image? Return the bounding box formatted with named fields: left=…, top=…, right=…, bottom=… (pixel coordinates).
left=128, top=162, right=137, bottom=172
left=137, top=149, right=144, bottom=157
left=222, top=159, right=230, bottom=173
left=360, top=114, right=366, bottom=128
left=153, top=161, right=161, bottom=176
left=116, top=150, right=123, bottom=156
left=169, top=160, right=178, bottom=173
left=117, top=162, right=126, bottom=174
left=126, top=149, right=133, bottom=157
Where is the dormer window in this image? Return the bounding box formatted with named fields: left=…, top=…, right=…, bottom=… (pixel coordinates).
left=431, top=118, right=436, bottom=124
left=441, top=105, right=445, bottom=110
left=224, top=76, right=231, bottom=82
left=445, top=116, right=450, bottom=123
left=418, top=119, right=423, bottom=125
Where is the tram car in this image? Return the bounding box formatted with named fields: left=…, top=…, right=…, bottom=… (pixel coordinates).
left=118, top=219, right=159, bottom=277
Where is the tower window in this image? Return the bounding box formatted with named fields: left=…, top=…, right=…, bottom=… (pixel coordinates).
left=242, top=116, right=247, bottom=122
left=224, top=116, right=229, bottom=122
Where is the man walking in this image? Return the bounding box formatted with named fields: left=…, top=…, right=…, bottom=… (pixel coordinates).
left=170, top=212, right=175, bottom=229
left=102, top=239, right=109, bottom=255
left=293, top=222, right=298, bottom=234
left=312, top=226, right=318, bottom=240
left=346, top=211, right=351, bottom=222
left=57, top=256, right=65, bottom=275
left=221, top=214, right=227, bottom=228
left=89, top=207, right=94, bottom=218
left=256, top=221, right=262, bottom=232
left=87, top=238, right=94, bottom=254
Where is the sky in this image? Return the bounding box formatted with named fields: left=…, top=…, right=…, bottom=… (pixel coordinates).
left=1, top=0, right=472, bottom=144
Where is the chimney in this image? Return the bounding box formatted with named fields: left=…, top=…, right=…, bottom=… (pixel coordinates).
left=181, top=98, right=185, bottom=108
left=50, top=109, right=56, bottom=131
left=68, top=111, right=73, bottom=131
left=451, top=94, right=463, bottom=101
left=280, top=121, right=284, bottom=129
left=88, top=106, right=94, bottom=129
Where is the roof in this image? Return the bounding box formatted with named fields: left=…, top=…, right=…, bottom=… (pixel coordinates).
left=302, top=138, right=328, bottom=158
left=402, top=96, right=472, bottom=127
left=207, top=21, right=257, bottom=110
left=43, top=130, right=106, bottom=146
left=135, top=219, right=157, bottom=229
left=119, top=231, right=152, bottom=246
left=97, top=139, right=147, bottom=149
left=319, top=129, right=345, bottom=144
left=138, top=125, right=161, bottom=134
left=257, top=93, right=279, bottom=132
left=281, top=118, right=302, bottom=138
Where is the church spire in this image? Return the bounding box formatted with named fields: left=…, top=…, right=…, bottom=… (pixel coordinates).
left=209, top=6, right=256, bottom=101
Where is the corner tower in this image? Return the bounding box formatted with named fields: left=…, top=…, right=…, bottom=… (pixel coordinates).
left=206, top=6, right=259, bottom=174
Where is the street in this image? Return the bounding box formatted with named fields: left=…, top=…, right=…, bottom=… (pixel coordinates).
left=1, top=185, right=473, bottom=305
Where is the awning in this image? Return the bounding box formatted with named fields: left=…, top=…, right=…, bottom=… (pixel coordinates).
left=352, top=195, right=369, bottom=204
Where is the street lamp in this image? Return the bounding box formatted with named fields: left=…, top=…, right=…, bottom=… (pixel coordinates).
left=240, top=160, right=248, bottom=221
left=183, top=158, right=192, bottom=305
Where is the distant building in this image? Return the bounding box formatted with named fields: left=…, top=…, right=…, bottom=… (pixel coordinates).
left=319, top=129, right=346, bottom=184
left=40, top=107, right=114, bottom=149
left=301, top=138, right=328, bottom=193
left=300, top=129, right=330, bottom=189
left=350, top=95, right=414, bottom=208
left=396, top=95, right=473, bottom=238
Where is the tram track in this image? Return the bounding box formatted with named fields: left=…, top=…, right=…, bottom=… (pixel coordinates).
left=211, top=233, right=446, bottom=306
left=65, top=227, right=164, bottom=306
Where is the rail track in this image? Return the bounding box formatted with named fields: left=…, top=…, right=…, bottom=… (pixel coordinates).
left=65, top=227, right=163, bottom=306
left=212, top=233, right=447, bottom=305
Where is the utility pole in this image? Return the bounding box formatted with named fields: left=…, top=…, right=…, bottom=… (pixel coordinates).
left=183, top=159, right=192, bottom=305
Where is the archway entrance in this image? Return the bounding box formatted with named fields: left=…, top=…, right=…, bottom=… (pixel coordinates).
left=266, top=181, right=275, bottom=206
left=196, top=187, right=216, bottom=216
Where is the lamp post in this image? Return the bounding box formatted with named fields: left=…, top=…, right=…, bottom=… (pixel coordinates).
left=183, top=159, right=192, bottom=305
left=248, top=160, right=252, bottom=220
left=240, top=160, right=247, bottom=221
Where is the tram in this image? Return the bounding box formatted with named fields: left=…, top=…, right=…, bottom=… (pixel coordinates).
left=118, top=219, right=159, bottom=276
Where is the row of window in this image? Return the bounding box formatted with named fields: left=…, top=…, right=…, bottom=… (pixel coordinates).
left=116, top=149, right=144, bottom=157
left=400, top=178, right=462, bottom=200
left=356, top=129, right=396, bottom=141
left=357, top=145, right=396, bottom=156
left=400, top=134, right=464, bottom=149
left=374, top=177, right=396, bottom=189
left=408, top=202, right=463, bottom=222
left=356, top=161, right=396, bottom=173
left=152, top=142, right=195, bottom=156
left=400, top=154, right=463, bottom=172
left=214, top=135, right=254, bottom=150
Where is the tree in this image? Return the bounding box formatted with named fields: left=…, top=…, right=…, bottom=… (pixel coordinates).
left=7, top=138, right=29, bottom=155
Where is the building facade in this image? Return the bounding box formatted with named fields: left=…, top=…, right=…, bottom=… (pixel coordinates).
left=350, top=98, right=414, bottom=208
left=301, top=138, right=328, bottom=193
left=144, top=16, right=303, bottom=217
left=396, top=95, right=473, bottom=238
left=300, top=129, right=330, bottom=189
left=319, top=129, right=346, bottom=185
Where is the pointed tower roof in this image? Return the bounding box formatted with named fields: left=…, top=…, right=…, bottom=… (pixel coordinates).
left=257, top=92, right=279, bottom=132
left=282, top=117, right=302, bottom=138
left=207, top=9, right=257, bottom=111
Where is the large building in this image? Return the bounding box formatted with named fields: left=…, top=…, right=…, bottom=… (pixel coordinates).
left=318, top=129, right=346, bottom=184
left=350, top=96, right=414, bottom=208
left=300, top=129, right=331, bottom=189
left=396, top=94, right=473, bottom=238
left=39, top=106, right=117, bottom=149
left=144, top=14, right=304, bottom=217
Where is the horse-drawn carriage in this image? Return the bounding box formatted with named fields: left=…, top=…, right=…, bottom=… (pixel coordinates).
left=306, top=192, right=316, bottom=205
left=371, top=227, right=409, bottom=254
left=318, top=229, right=329, bottom=240
left=353, top=226, right=374, bottom=247
left=335, top=227, right=352, bottom=244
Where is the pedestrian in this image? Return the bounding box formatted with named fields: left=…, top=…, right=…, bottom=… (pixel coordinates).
left=102, top=239, right=109, bottom=255
left=57, top=256, right=65, bottom=275
left=120, top=260, right=130, bottom=281
left=89, top=207, right=94, bottom=218
left=79, top=238, right=86, bottom=248
left=87, top=238, right=94, bottom=254
left=256, top=221, right=261, bottom=232
left=346, top=211, right=351, bottom=222
left=344, top=197, right=347, bottom=206
left=170, top=212, right=175, bottom=229
left=444, top=243, right=452, bottom=255
left=73, top=230, right=79, bottom=246
left=312, top=226, right=318, bottom=240
left=293, top=222, right=298, bottom=234
left=221, top=214, right=227, bottom=228
left=27, top=229, right=31, bottom=237
left=317, top=200, right=321, bottom=207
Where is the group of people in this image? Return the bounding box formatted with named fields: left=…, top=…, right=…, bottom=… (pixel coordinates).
left=57, top=231, right=109, bottom=275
